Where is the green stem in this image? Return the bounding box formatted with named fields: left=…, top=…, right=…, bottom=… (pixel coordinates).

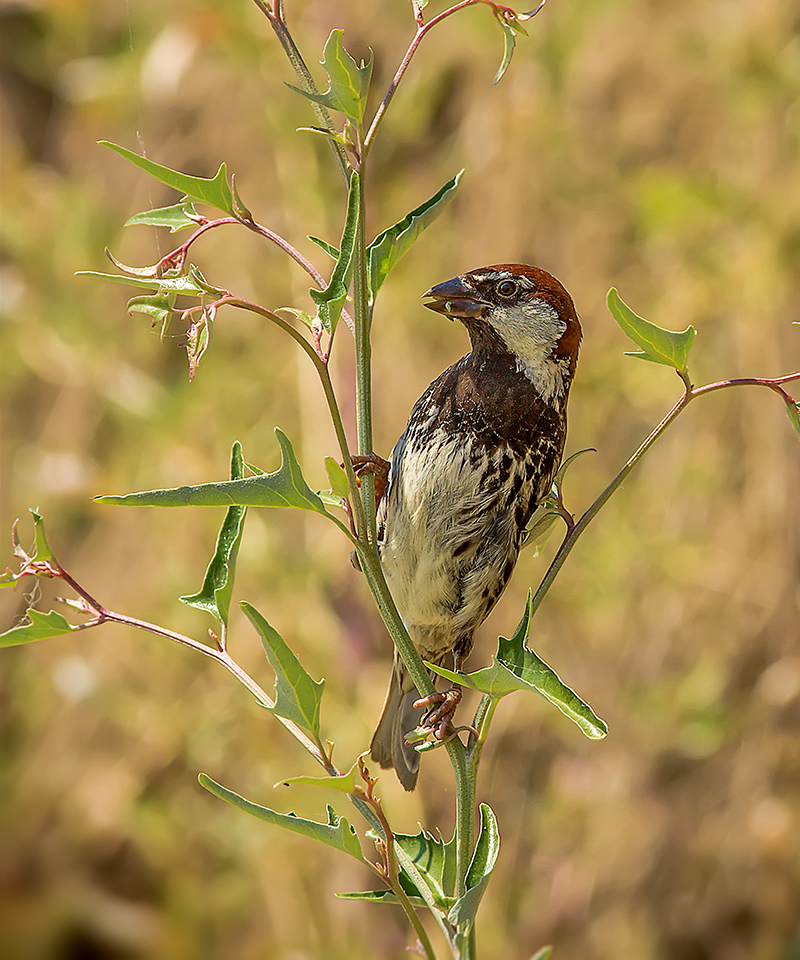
left=355, top=545, right=473, bottom=895
left=255, top=0, right=350, bottom=180
left=352, top=172, right=378, bottom=543
left=530, top=377, right=692, bottom=617
left=530, top=369, right=800, bottom=617
left=317, top=363, right=369, bottom=540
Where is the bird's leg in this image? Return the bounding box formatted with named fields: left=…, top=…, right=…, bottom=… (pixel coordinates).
left=351, top=454, right=390, bottom=507
left=413, top=652, right=466, bottom=741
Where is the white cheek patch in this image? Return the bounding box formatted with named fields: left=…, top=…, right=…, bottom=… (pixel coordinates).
left=488, top=300, right=569, bottom=402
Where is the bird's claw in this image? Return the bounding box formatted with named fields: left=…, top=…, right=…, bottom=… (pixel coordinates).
left=350, top=454, right=390, bottom=505
left=413, top=685, right=463, bottom=740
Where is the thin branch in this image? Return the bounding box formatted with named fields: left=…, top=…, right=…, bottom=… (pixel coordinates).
left=54, top=561, right=332, bottom=766
left=363, top=0, right=521, bottom=155
left=251, top=0, right=350, bottom=180
left=530, top=370, right=799, bottom=618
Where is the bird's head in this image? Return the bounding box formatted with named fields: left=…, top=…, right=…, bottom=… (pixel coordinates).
left=422, top=264, right=581, bottom=400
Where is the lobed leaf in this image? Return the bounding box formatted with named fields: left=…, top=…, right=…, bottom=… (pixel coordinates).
left=242, top=601, right=325, bottom=741
left=101, top=142, right=234, bottom=213
left=199, top=775, right=363, bottom=861
left=427, top=593, right=608, bottom=739
left=127, top=291, right=175, bottom=336
left=125, top=201, right=200, bottom=232
left=95, top=428, right=327, bottom=515
left=287, top=30, right=372, bottom=128
left=0, top=609, right=80, bottom=647
left=447, top=804, right=499, bottom=927
left=367, top=171, right=463, bottom=300
left=391, top=827, right=457, bottom=909
left=180, top=442, right=246, bottom=625
left=607, top=288, right=696, bottom=372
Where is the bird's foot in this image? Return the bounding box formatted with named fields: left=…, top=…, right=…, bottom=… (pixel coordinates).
left=350, top=454, right=390, bottom=505
left=414, top=685, right=462, bottom=741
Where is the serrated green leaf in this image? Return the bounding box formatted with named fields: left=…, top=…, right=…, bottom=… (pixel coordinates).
left=101, top=142, right=234, bottom=213
left=427, top=593, right=608, bottom=739
left=493, top=17, right=517, bottom=84
left=324, top=458, right=350, bottom=500
left=0, top=609, right=79, bottom=647
left=448, top=804, right=499, bottom=927
left=180, top=443, right=246, bottom=625
left=241, top=601, right=325, bottom=740
left=389, top=828, right=457, bottom=909
left=199, top=775, right=363, bottom=861
left=125, top=201, right=199, bottom=232
left=310, top=172, right=359, bottom=336
left=367, top=171, right=463, bottom=300
left=785, top=400, right=800, bottom=440
left=276, top=756, right=361, bottom=793
left=287, top=30, right=372, bottom=128
left=127, top=291, right=175, bottom=336
left=307, top=236, right=340, bottom=261
left=607, top=288, right=696, bottom=372
left=95, top=428, right=328, bottom=515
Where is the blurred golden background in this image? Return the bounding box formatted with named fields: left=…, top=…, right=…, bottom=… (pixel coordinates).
left=1, top=0, right=799, bottom=957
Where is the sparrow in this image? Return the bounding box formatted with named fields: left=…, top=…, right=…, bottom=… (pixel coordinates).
left=359, top=264, right=582, bottom=790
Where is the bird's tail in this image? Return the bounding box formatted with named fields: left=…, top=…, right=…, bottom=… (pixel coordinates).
left=370, top=666, right=425, bottom=791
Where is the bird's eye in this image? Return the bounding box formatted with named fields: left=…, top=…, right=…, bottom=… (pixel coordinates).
left=496, top=279, right=519, bottom=298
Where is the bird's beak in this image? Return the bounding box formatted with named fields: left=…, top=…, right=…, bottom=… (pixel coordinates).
left=422, top=275, right=486, bottom=319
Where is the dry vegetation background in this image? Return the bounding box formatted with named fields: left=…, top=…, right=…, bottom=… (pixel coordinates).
left=1, top=0, right=799, bottom=958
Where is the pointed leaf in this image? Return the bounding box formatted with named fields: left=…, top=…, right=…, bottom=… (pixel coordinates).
left=427, top=594, right=608, bottom=739
left=125, top=201, right=200, bottom=232
left=367, top=171, right=463, bottom=299
left=448, top=804, right=499, bottom=927
left=324, top=458, right=350, bottom=500
left=287, top=30, right=372, bottom=128
left=95, top=428, right=328, bottom=515
left=276, top=756, right=362, bottom=794
left=607, top=288, right=696, bottom=372
left=199, top=775, right=363, bottom=861
left=0, top=609, right=80, bottom=647
left=310, top=172, right=359, bottom=336
left=77, top=270, right=209, bottom=296
left=241, top=601, right=324, bottom=740
left=336, top=889, right=426, bottom=906
left=493, top=17, right=517, bottom=84
left=307, top=235, right=340, bottom=261
left=785, top=399, right=800, bottom=440
left=530, top=948, right=554, bottom=960
left=30, top=510, right=54, bottom=562
left=180, top=442, right=246, bottom=625
left=101, top=142, right=234, bottom=213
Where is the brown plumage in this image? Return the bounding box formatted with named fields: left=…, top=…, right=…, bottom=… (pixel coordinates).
left=369, top=264, right=582, bottom=789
